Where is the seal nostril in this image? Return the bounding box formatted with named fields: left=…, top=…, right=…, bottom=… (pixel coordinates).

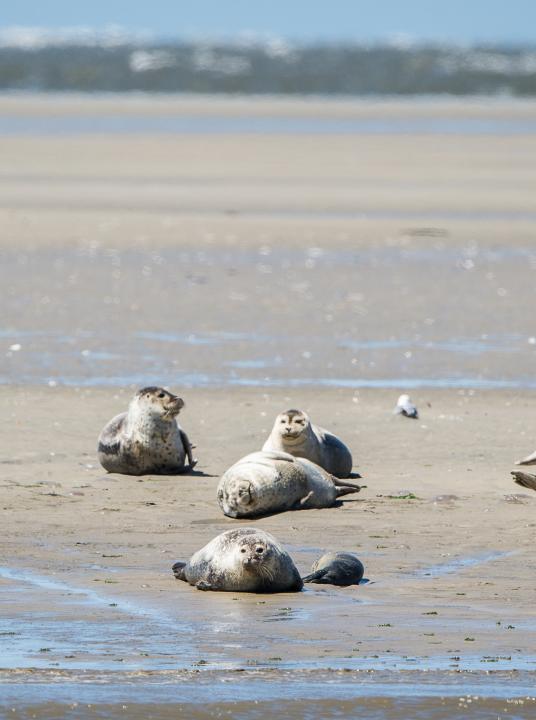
left=256, top=547, right=264, bottom=554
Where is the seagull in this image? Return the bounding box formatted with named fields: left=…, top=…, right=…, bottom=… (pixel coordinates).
left=394, top=394, right=418, bottom=419
left=511, top=470, right=536, bottom=492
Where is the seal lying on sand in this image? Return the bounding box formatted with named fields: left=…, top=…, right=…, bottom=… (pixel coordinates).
left=302, top=552, right=364, bottom=586
left=97, top=386, right=196, bottom=475
left=172, top=528, right=303, bottom=592
left=394, top=394, right=419, bottom=419
left=262, top=409, right=354, bottom=478
left=511, top=470, right=536, bottom=492
left=217, top=450, right=363, bottom=518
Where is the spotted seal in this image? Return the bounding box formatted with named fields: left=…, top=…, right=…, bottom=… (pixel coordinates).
left=262, top=409, right=354, bottom=478
left=97, top=386, right=196, bottom=475
left=302, top=551, right=364, bottom=586
left=172, top=528, right=303, bottom=592
left=217, top=450, right=363, bottom=518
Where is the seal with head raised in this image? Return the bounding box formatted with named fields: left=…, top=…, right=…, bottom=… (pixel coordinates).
left=97, top=386, right=196, bottom=475
left=302, top=552, right=364, bottom=586
left=262, top=409, right=354, bottom=478
left=172, top=528, right=303, bottom=592
left=217, top=450, right=363, bottom=518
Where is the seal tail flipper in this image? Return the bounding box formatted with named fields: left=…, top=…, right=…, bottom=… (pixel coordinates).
left=332, top=477, right=363, bottom=490
left=515, top=450, right=536, bottom=466
left=332, top=476, right=365, bottom=497
left=511, top=470, right=536, bottom=491
left=336, top=485, right=363, bottom=497
left=172, top=561, right=187, bottom=580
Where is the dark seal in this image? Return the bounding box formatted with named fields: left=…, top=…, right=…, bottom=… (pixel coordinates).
left=302, top=552, right=364, bottom=586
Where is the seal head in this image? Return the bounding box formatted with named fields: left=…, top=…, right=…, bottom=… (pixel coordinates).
left=263, top=410, right=354, bottom=478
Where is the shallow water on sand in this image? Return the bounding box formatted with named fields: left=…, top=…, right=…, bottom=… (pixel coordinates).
left=2, top=242, right=536, bottom=389
left=2, top=561, right=536, bottom=718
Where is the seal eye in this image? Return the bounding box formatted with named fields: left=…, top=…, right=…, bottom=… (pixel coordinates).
left=240, top=548, right=247, bottom=554
left=158, top=392, right=165, bottom=398
left=255, top=547, right=264, bottom=554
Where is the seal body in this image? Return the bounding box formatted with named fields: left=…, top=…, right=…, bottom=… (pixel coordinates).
left=217, top=450, right=362, bottom=518
left=302, top=552, right=364, bottom=586
left=97, top=386, right=196, bottom=475
left=262, top=409, right=353, bottom=478
left=172, top=528, right=303, bottom=593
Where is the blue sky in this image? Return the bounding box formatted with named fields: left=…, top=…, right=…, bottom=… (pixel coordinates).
left=2, top=0, right=536, bottom=44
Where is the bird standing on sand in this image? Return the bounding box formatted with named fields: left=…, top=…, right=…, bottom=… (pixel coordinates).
left=394, top=394, right=419, bottom=419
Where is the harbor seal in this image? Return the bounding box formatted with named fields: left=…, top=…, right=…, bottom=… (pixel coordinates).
left=97, top=386, right=196, bottom=475
left=172, top=528, right=303, bottom=592
left=302, top=552, right=364, bottom=586
left=394, top=394, right=418, bottom=419
left=262, top=409, right=354, bottom=478
left=217, top=450, right=363, bottom=518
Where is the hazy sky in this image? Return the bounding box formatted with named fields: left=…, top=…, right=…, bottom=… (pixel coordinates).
left=2, top=0, right=536, bottom=44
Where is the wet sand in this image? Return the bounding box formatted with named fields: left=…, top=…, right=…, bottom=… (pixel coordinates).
left=1, top=95, right=536, bottom=716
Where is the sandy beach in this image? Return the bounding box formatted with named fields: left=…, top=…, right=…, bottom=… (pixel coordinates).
left=1, top=95, right=536, bottom=717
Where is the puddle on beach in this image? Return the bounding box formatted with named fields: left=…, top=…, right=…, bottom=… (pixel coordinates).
left=2, top=561, right=536, bottom=718
left=3, top=113, right=536, bottom=137
left=1, top=672, right=536, bottom=720
left=414, top=550, right=518, bottom=578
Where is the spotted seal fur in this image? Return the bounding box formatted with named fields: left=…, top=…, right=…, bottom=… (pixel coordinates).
left=217, top=450, right=363, bottom=518
left=172, top=528, right=303, bottom=592
left=97, top=386, right=196, bottom=475
left=262, top=409, right=354, bottom=478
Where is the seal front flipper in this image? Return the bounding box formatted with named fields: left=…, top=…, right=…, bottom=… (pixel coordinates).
left=298, top=490, right=314, bottom=507
left=511, top=470, right=536, bottom=491
left=195, top=580, right=216, bottom=591
left=301, top=567, right=330, bottom=583
left=172, top=561, right=187, bottom=580
left=179, top=428, right=197, bottom=469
